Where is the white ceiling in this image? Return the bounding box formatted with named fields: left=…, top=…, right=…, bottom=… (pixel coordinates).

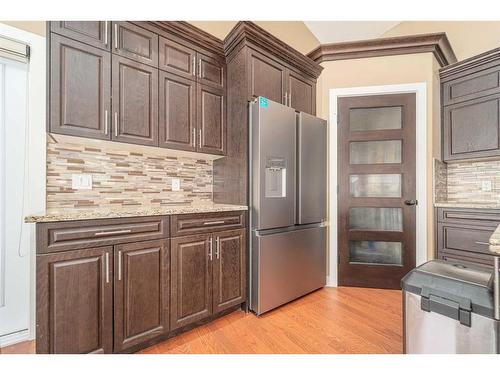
left=304, top=21, right=401, bottom=44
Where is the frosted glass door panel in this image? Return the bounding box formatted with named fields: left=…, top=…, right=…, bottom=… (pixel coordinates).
left=349, top=241, right=403, bottom=265
left=349, top=106, right=402, bottom=131
left=349, top=140, right=402, bottom=164
left=349, top=174, right=402, bottom=198
left=349, top=207, right=403, bottom=231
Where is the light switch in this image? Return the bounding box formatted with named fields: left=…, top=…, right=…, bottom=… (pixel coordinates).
left=481, top=180, right=492, bottom=192
left=171, top=178, right=181, bottom=191
left=72, top=174, right=93, bottom=190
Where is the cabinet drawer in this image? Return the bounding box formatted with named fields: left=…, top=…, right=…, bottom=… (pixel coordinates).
left=170, top=211, right=245, bottom=237
left=438, top=249, right=494, bottom=269
left=438, top=223, right=495, bottom=256
left=443, top=65, right=500, bottom=106
left=437, top=207, right=500, bottom=227
left=37, top=216, right=169, bottom=254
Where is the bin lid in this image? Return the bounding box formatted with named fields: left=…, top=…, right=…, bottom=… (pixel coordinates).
left=401, top=260, right=494, bottom=319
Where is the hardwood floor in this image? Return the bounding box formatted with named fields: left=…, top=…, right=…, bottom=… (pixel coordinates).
left=0, top=287, right=402, bottom=354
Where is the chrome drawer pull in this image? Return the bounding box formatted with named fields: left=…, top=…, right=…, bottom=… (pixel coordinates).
left=475, top=241, right=490, bottom=246
left=202, top=221, right=225, bottom=226
left=94, top=229, right=132, bottom=236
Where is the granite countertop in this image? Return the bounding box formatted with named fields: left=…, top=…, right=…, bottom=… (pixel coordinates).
left=434, top=202, right=500, bottom=209
left=25, top=203, right=248, bottom=223
left=490, top=224, right=500, bottom=254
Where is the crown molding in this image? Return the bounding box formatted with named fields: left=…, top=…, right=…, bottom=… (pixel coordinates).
left=145, top=21, right=225, bottom=57
left=440, top=46, right=500, bottom=81
left=307, top=32, right=457, bottom=67
left=224, top=21, right=323, bottom=79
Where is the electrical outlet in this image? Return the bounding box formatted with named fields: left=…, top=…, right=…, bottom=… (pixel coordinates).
left=72, top=174, right=93, bottom=190
left=481, top=180, right=492, bottom=192
left=171, top=178, right=181, bottom=191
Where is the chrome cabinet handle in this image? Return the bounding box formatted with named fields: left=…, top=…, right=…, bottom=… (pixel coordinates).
left=114, top=23, right=118, bottom=49
left=284, top=92, right=288, bottom=105
left=203, top=220, right=225, bottom=226
left=494, top=257, right=499, bottom=320
left=94, top=229, right=132, bottom=236
left=192, top=128, right=196, bottom=147
left=118, top=251, right=122, bottom=281
left=114, top=112, right=118, bottom=137
left=198, top=59, right=201, bottom=78
left=215, top=236, right=220, bottom=259
left=104, top=109, right=109, bottom=135
left=192, top=56, right=196, bottom=76
left=198, top=129, right=202, bottom=148
left=105, top=252, right=110, bottom=284
left=475, top=241, right=490, bottom=246
left=104, top=22, right=108, bottom=46
left=208, top=237, right=213, bottom=261
left=288, top=92, right=292, bottom=107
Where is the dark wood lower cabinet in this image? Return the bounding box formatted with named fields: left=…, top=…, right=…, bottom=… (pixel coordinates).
left=36, top=247, right=113, bottom=354
left=170, top=234, right=213, bottom=330
left=113, top=240, right=169, bottom=352
left=213, top=230, right=246, bottom=313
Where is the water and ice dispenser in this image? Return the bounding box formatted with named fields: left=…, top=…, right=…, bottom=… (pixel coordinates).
left=264, top=157, right=287, bottom=198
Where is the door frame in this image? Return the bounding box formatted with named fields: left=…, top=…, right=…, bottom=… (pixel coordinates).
left=328, top=83, right=427, bottom=287
left=0, top=23, right=45, bottom=347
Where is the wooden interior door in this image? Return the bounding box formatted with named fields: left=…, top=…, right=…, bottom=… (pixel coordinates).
left=212, top=229, right=246, bottom=313
left=112, top=56, right=159, bottom=146
left=170, top=234, right=212, bottom=330
left=49, top=34, right=111, bottom=140
left=337, top=93, right=416, bottom=289
left=36, top=247, right=113, bottom=354
left=159, top=70, right=197, bottom=151
left=113, top=240, right=169, bottom=352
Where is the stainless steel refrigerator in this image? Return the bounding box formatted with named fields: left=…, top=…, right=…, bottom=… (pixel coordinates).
left=249, top=96, right=327, bottom=315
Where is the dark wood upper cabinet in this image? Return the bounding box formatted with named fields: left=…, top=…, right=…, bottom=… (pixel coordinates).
left=36, top=247, right=113, bottom=354
left=112, top=56, right=159, bottom=146
left=170, top=234, right=212, bottom=330
left=112, top=21, right=158, bottom=67
left=442, top=95, right=500, bottom=160
left=159, top=71, right=196, bottom=151
left=113, top=240, right=169, bottom=352
left=197, top=84, right=225, bottom=155
left=248, top=48, right=286, bottom=104
left=158, top=36, right=197, bottom=80
left=440, top=48, right=500, bottom=161
left=49, top=34, right=111, bottom=140
left=212, top=229, right=246, bottom=314
left=50, top=21, right=111, bottom=50
left=286, top=69, right=316, bottom=115
left=198, top=53, right=225, bottom=89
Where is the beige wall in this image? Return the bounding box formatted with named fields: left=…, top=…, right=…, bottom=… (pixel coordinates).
left=189, top=21, right=319, bottom=55
left=317, top=53, right=440, bottom=261
left=383, top=21, right=500, bottom=61
left=0, top=21, right=46, bottom=36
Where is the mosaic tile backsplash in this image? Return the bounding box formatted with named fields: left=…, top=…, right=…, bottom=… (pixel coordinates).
left=434, top=158, right=500, bottom=204
left=47, top=136, right=213, bottom=210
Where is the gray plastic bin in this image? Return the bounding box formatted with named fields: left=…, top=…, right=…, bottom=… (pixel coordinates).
left=402, top=260, right=498, bottom=354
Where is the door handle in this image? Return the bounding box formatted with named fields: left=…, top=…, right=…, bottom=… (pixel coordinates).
left=404, top=199, right=418, bottom=206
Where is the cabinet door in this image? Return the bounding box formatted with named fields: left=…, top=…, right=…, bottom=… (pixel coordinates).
left=112, top=21, right=158, bottom=67
left=170, top=234, right=212, bottom=330
left=159, top=36, right=196, bottom=80
left=159, top=71, right=197, bottom=151
left=36, top=247, right=113, bottom=354
left=50, top=21, right=110, bottom=50
left=443, top=95, right=500, bottom=161
left=112, top=56, right=159, bottom=146
left=286, top=69, right=316, bottom=115
left=198, top=52, right=224, bottom=89
left=49, top=34, right=111, bottom=140
left=212, top=229, right=246, bottom=314
left=197, top=84, right=225, bottom=155
left=113, top=240, right=169, bottom=352
left=248, top=49, right=286, bottom=104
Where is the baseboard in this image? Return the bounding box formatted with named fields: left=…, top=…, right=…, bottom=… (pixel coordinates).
left=0, top=329, right=30, bottom=348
